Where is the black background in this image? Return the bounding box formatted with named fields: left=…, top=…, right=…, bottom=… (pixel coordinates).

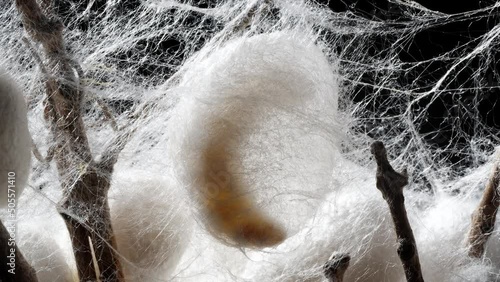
left=49, top=0, right=500, bottom=181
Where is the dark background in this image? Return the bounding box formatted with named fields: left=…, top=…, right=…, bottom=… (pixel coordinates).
left=49, top=0, right=500, bottom=186
left=326, top=0, right=500, bottom=174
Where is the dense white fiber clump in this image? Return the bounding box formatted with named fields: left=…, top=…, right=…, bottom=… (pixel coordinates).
left=109, top=171, right=193, bottom=280
left=18, top=219, right=76, bottom=282
left=167, top=31, right=340, bottom=248
left=0, top=70, right=31, bottom=207
left=240, top=159, right=500, bottom=281
left=13, top=184, right=77, bottom=282
left=15, top=171, right=192, bottom=281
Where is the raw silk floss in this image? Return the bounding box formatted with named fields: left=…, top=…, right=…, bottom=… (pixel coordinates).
left=1, top=1, right=500, bottom=282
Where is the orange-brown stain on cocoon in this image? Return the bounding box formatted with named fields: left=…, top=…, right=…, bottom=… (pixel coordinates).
left=171, top=32, right=339, bottom=249
left=199, top=118, right=286, bottom=248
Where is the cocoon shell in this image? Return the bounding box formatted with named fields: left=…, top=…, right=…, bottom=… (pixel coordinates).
left=18, top=219, right=76, bottom=282
left=242, top=161, right=500, bottom=282
left=109, top=171, right=193, bottom=281
left=168, top=31, right=340, bottom=248
left=0, top=71, right=31, bottom=207
left=243, top=162, right=404, bottom=282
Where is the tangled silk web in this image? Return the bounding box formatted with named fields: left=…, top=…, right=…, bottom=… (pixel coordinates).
left=1, top=0, right=500, bottom=281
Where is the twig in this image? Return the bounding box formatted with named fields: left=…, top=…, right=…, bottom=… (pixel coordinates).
left=0, top=220, right=38, bottom=282
left=467, top=149, right=500, bottom=258
left=324, top=252, right=350, bottom=282
left=15, top=0, right=125, bottom=280
left=371, top=141, right=424, bottom=282
left=32, top=137, right=56, bottom=163
left=228, top=0, right=273, bottom=34
left=26, top=35, right=119, bottom=132
left=31, top=137, right=45, bottom=163
left=88, top=236, right=102, bottom=282
left=22, top=37, right=49, bottom=77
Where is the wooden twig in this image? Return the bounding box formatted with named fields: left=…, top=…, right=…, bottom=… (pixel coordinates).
left=32, top=137, right=56, bottom=164
left=371, top=141, right=424, bottom=282
left=15, top=0, right=125, bottom=280
left=88, top=236, right=102, bottom=282
left=94, top=97, right=119, bottom=131
left=31, top=137, right=45, bottom=163
left=467, top=150, right=500, bottom=258
left=0, top=220, right=38, bottom=282
left=324, top=252, right=350, bottom=282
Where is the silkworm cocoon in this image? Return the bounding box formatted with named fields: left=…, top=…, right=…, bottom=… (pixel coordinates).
left=0, top=71, right=31, bottom=207
left=244, top=173, right=405, bottom=282
left=18, top=218, right=77, bottom=282
left=197, top=119, right=287, bottom=248
left=244, top=162, right=500, bottom=282
left=109, top=172, right=193, bottom=281
left=168, top=31, right=339, bottom=248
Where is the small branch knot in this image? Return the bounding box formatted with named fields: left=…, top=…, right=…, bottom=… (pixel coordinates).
left=324, top=252, right=350, bottom=282
left=371, top=141, right=409, bottom=198
left=397, top=239, right=416, bottom=261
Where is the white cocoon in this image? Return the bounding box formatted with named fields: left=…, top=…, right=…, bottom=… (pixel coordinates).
left=168, top=31, right=340, bottom=248
left=18, top=219, right=76, bottom=282
left=0, top=71, right=31, bottom=207
left=242, top=162, right=404, bottom=282
left=242, top=160, right=500, bottom=282
left=109, top=171, right=194, bottom=281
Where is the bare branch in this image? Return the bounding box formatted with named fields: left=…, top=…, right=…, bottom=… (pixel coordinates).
left=467, top=150, right=500, bottom=258
left=94, top=98, right=119, bottom=131
left=31, top=137, right=45, bottom=163
left=32, top=137, right=56, bottom=163
left=16, top=0, right=124, bottom=280
left=22, top=37, right=49, bottom=77
left=371, top=141, right=424, bottom=282
left=324, top=252, right=350, bottom=282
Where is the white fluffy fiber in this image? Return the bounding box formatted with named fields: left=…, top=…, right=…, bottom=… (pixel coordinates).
left=16, top=169, right=193, bottom=282
left=9, top=26, right=500, bottom=282
left=18, top=219, right=76, bottom=282
left=13, top=180, right=77, bottom=282
left=0, top=70, right=31, bottom=208
left=1, top=0, right=500, bottom=281
left=167, top=30, right=340, bottom=246
left=242, top=159, right=500, bottom=282
left=109, top=171, right=193, bottom=281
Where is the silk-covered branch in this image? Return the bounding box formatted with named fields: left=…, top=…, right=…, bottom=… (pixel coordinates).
left=371, top=141, right=424, bottom=282
left=15, top=0, right=126, bottom=280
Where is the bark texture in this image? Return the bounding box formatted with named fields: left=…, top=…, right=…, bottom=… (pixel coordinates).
left=371, top=141, right=424, bottom=282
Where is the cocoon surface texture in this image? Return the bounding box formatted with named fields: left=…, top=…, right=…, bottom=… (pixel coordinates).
left=18, top=219, right=76, bottom=282
left=168, top=31, right=340, bottom=248
left=109, top=171, right=193, bottom=280
left=0, top=71, right=31, bottom=207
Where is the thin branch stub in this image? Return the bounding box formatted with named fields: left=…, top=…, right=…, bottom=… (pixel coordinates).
left=467, top=149, right=500, bottom=258
left=324, top=252, right=350, bottom=282
left=371, top=141, right=424, bottom=282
